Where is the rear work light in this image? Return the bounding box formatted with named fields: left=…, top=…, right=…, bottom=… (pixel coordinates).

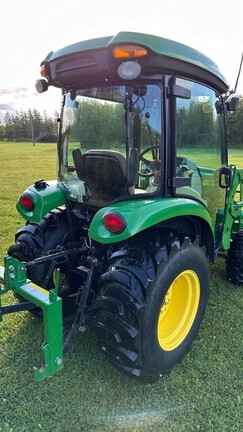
left=35, top=62, right=50, bottom=93
left=19, top=194, right=35, bottom=211
left=103, top=211, right=127, bottom=234
left=118, top=61, right=141, bottom=80
left=113, top=45, right=148, bottom=59
left=35, top=79, right=48, bottom=93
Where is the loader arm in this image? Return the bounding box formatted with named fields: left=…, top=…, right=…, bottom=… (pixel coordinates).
left=218, top=165, right=243, bottom=250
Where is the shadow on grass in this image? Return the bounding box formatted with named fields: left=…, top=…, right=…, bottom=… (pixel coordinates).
left=0, top=259, right=242, bottom=432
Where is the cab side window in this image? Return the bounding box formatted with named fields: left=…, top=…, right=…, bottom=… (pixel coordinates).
left=175, top=78, right=226, bottom=219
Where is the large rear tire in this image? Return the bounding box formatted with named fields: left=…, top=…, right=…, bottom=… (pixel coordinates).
left=8, top=211, right=77, bottom=315
left=94, top=235, right=209, bottom=382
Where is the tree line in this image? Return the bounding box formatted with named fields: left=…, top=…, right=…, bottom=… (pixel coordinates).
left=0, top=98, right=242, bottom=148
left=70, top=100, right=124, bottom=148
left=177, top=97, right=243, bottom=149
left=226, top=98, right=243, bottom=148
left=0, top=109, right=58, bottom=142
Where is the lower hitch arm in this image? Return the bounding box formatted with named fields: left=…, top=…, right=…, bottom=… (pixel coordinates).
left=63, top=257, right=98, bottom=353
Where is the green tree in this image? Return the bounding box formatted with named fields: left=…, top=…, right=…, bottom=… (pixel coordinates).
left=71, top=100, right=124, bottom=148
left=3, top=109, right=57, bottom=142
left=226, top=97, right=243, bottom=148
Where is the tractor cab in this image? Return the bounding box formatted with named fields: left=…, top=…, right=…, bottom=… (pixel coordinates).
left=56, top=67, right=227, bottom=225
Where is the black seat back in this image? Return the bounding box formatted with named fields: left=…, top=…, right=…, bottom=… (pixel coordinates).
left=73, top=148, right=138, bottom=202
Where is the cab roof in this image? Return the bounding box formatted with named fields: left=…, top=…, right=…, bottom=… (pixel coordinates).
left=44, top=31, right=229, bottom=93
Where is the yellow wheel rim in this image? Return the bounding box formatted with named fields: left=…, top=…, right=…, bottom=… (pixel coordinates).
left=157, top=270, right=200, bottom=351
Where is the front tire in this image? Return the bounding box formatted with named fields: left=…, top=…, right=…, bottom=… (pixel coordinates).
left=95, top=236, right=209, bottom=382
left=226, top=230, right=243, bottom=285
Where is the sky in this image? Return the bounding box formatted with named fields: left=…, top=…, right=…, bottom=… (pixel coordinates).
left=1, top=0, right=243, bottom=122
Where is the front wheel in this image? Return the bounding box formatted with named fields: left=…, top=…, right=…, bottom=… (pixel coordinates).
left=94, top=237, right=209, bottom=382
left=226, top=230, right=243, bottom=285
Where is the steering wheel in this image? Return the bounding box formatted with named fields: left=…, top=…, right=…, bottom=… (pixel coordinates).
left=138, top=145, right=160, bottom=177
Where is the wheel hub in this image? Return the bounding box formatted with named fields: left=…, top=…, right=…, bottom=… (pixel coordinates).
left=157, top=270, right=200, bottom=351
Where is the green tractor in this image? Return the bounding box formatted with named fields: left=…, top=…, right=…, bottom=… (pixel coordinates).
left=1, top=32, right=242, bottom=383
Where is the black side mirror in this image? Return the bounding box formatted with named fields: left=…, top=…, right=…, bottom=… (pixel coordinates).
left=226, top=96, right=239, bottom=112
left=219, top=166, right=232, bottom=189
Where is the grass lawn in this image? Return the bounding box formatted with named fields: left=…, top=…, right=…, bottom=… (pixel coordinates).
left=0, top=143, right=242, bottom=432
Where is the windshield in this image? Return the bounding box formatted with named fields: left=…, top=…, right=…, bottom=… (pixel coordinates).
left=58, top=84, right=162, bottom=204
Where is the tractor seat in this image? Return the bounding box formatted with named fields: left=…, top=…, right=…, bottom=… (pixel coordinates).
left=72, top=148, right=138, bottom=202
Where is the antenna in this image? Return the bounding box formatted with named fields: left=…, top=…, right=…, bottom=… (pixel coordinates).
left=233, top=52, right=243, bottom=94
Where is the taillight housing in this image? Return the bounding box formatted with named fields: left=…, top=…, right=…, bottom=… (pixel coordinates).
left=40, top=62, right=50, bottom=78
left=19, top=194, right=35, bottom=211
left=103, top=211, right=126, bottom=234
left=113, top=45, right=148, bottom=59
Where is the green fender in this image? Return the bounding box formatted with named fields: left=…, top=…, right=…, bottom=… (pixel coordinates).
left=16, top=181, right=66, bottom=222
left=89, top=197, right=213, bottom=244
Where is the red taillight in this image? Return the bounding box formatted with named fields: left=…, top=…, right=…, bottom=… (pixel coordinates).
left=103, top=212, right=126, bottom=234
left=19, top=194, right=35, bottom=211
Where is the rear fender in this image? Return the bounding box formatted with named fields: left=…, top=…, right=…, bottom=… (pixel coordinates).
left=16, top=181, right=66, bottom=222
left=89, top=197, right=214, bottom=244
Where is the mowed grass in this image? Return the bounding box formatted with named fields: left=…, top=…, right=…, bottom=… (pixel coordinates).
left=0, top=142, right=242, bottom=432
